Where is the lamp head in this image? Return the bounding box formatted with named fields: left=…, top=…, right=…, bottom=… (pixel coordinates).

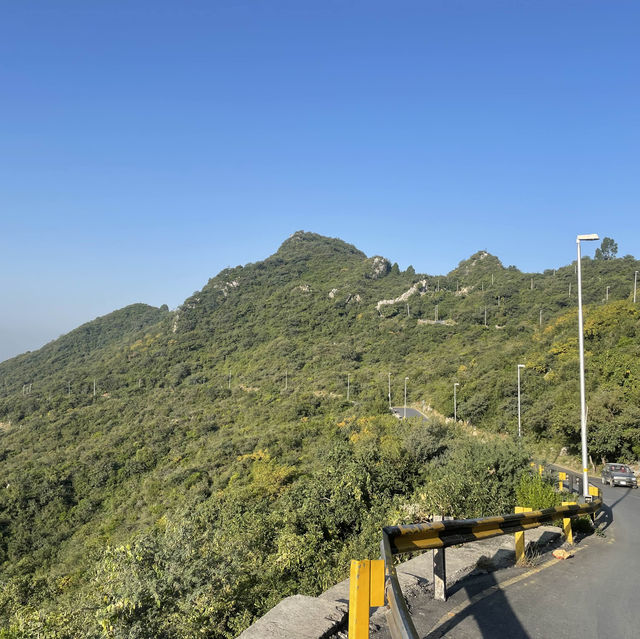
left=576, top=233, right=599, bottom=242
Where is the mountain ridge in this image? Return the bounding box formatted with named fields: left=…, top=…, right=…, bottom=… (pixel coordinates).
left=1, top=231, right=639, bottom=638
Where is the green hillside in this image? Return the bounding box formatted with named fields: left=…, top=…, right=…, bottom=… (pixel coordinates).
left=0, top=231, right=638, bottom=638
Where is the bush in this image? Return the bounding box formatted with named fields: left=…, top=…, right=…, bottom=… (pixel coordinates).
left=515, top=473, right=563, bottom=511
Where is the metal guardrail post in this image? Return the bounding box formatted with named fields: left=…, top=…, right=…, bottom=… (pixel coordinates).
left=432, top=515, right=447, bottom=601
left=561, top=501, right=577, bottom=545
left=514, top=507, right=532, bottom=564
left=433, top=546, right=446, bottom=601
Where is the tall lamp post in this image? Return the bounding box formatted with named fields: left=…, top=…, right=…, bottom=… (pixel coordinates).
left=453, top=382, right=459, bottom=422
left=517, top=364, right=525, bottom=437
left=577, top=233, right=599, bottom=498
left=404, top=377, right=409, bottom=419
left=388, top=372, right=391, bottom=409
left=634, top=271, right=638, bottom=304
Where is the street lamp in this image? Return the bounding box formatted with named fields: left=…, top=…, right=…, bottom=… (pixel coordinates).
left=388, top=372, right=391, bottom=409
left=454, top=382, right=459, bottom=422
left=577, top=233, right=599, bottom=499
left=517, top=364, right=525, bottom=437
left=347, top=373, right=350, bottom=401
left=634, top=271, right=638, bottom=304
left=404, top=377, right=409, bottom=419
left=606, top=286, right=610, bottom=302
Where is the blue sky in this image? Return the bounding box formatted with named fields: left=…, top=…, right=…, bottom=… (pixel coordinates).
left=1, top=1, right=639, bottom=362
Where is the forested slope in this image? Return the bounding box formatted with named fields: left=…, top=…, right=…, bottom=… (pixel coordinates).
left=0, top=231, right=638, bottom=638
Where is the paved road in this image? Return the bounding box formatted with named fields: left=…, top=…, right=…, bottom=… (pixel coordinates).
left=391, top=406, right=427, bottom=420
left=373, top=482, right=640, bottom=638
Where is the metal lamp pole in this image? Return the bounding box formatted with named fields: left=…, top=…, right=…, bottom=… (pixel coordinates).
left=577, top=233, right=599, bottom=498
left=404, top=377, right=409, bottom=419
left=454, top=382, right=459, bottom=422
left=388, top=372, right=391, bottom=409
left=517, top=364, right=525, bottom=437
left=347, top=374, right=350, bottom=401
left=634, top=271, right=638, bottom=304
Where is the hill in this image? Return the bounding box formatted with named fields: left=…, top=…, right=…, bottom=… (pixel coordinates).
left=0, top=231, right=639, bottom=638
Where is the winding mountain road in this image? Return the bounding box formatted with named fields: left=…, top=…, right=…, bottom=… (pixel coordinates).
left=373, top=482, right=640, bottom=638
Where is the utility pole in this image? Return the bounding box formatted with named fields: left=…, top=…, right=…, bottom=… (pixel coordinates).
left=404, top=377, right=409, bottom=419
left=606, top=286, right=610, bottom=301
left=454, top=382, right=459, bottom=422
left=539, top=309, right=543, bottom=327
left=93, top=379, right=96, bottom=397
left=577, top=233, right=599, bottom=499
left=569, top=282, right=572, bottom=297
left=435, top=305, right=439, bottom=321
left=407, top=303, right=410, bottom=317
left=388, top=372, right=391, bottom=409
left=517, top=364, right=525, bottom=437
left=491, top=273, right=494, bottom=286
left=635, top=271, right=638, bottom=304
left=347, top=374, right=350, bottom=401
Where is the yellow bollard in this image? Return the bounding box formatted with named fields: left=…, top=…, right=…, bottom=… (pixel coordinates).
left=370, top=560, right=385, bottom=607
left=562, top=501, right=576, bottom=545
left=514, top=507, right=532, bottom=564
left=348, top=559, right=385, bottom=639
left=558, top=472, right=567, bottom=491
left=349, top=560, right=370, bottom=639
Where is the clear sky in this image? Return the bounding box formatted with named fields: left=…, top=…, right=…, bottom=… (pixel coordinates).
left=1, top=1, right=639, bottom=362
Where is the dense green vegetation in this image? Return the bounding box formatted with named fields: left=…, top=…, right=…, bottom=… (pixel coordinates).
left=0, top=231, right=638, bottom=637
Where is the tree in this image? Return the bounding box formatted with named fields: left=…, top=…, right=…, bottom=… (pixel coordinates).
left=595, top=237, right=618, bottom=260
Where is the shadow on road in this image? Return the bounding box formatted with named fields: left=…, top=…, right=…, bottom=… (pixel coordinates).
left=597, top=500, right=613, bottom=532
left=423, top=570, right=530, bottom=639
left=597, top=486, right=633, bottom=532
left=608, top=487, right=632, bottom=510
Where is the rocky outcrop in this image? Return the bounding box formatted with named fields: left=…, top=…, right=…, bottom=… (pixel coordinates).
left=367, top=256, right=391, bottom=279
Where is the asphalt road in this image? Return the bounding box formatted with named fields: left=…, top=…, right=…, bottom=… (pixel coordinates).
left=391, top=406, right=427, bottom=420
left=373, top=482, right=640, bottom=638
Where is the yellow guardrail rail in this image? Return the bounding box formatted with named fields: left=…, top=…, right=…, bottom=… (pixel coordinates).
left=348, top=465, right=603, bottom=639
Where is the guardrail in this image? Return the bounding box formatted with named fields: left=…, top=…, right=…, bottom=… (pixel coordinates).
left=348, top=464, right=603, bottom=639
